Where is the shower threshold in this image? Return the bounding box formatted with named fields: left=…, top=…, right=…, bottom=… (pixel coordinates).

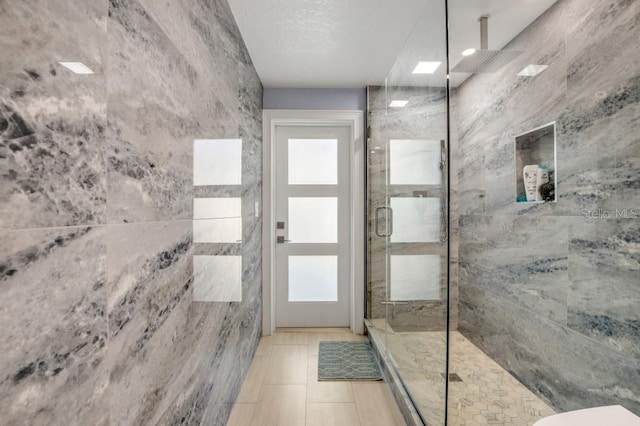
left=366, top=319, right=555, bottom=425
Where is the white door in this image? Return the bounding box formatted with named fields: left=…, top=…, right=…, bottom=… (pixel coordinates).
left=274, top=125, right=351, bottom=327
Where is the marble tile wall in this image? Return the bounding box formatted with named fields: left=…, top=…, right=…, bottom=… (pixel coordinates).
left=0, top=0, right=263, bottom=424
left=456, top=0, right=639, bottom=415
left=366, top=85, right=459, bottom=330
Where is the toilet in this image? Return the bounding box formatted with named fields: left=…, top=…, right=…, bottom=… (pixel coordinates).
left=534, top=405, right=640, bottom=426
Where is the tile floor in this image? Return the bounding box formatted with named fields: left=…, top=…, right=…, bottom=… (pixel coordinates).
left=370, top=320, right=556, bottom=425
left=227, top=328, right=407, bottom=426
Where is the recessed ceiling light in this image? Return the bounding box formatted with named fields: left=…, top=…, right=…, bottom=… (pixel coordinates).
left=59, top=62, right=94, bottom=74
left=462, top=48, right=476, bottom=56
left=412, top=61, right=441, bottom=74
left=517, top=64, right=549, bottom=77
left=389, top=100, right=409, bottom=108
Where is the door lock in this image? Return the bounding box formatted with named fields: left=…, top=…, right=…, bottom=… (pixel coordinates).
left=277, top=236, right=291, bottom=243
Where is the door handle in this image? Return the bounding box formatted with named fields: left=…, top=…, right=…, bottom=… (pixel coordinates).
left=375, top=206, right=393, bottom=237
left=440, top=139, right=448, bottom=243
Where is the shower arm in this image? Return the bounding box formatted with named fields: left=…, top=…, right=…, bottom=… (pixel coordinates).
left=480, top=15, right=489, bottom=50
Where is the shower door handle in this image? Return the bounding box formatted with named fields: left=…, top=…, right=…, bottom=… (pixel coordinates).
left=440, top=139, right=449, bottom=243
left=375, top=206, right=393, bottom=237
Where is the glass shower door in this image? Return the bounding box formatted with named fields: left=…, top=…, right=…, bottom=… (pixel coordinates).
left=367, top=85, right=450, bottom=426
left=385, top=138, right=448, bottom=331
left=366, top=6, right=450, bottom=424
left=380, top=119, right=450, bottom=426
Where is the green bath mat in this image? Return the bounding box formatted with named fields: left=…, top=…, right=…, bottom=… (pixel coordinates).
left=317, top=341, right=383, bottom=381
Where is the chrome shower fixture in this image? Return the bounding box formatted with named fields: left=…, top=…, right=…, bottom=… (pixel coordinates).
left=451, top=15, right=523, bottom=74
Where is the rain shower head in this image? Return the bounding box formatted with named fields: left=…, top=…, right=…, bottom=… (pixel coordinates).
left=451, top=15, right=523, bottom=74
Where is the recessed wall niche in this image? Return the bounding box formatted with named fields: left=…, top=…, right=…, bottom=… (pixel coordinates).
left=515, top=122, right=557, bottom=203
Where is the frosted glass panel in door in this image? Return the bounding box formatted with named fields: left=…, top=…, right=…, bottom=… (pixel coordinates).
left=390, top=197, right=440, bottom=243
left=390, top=255, right=440, bottom=301
left=289, top=139, right=338, bottom=184
left=289, top=256, right=338, bottom=301
left=289, top=197, right=338, bottom=243
left=390, top=139, right=441, bottom=185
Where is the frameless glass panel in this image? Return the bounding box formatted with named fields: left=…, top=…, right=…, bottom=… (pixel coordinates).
left=193, top=139, right=241, bottom=185
left=390, top=197, right=440, bottom=243
left=193, top=198, right=241, bottom=243
left=289, top=197, right=337, bottom=243
left=288, top=256, right=338, bottom=302
left=390, top=139, right=441, bottom=185
left=193, top=255, right=242, bottom=302
left=288, top=138, right=338, bottom=185
left=390, top=255, right=440, bottom=301
left=362, top=1, right=452, bottom=422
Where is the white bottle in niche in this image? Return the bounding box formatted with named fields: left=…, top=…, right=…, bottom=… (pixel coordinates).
left=536, top=165, right=549, bottom=201
left=523, top=165, right=539, bottom=202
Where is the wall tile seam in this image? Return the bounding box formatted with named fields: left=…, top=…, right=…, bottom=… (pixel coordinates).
left=0, top=218, right=210, bottom=233
left=457, top=211, right=637, bottom=219
left=463, top=287, right=638, bottom=361
left=457, top=114, right=569, bottom=149
left=458, top=64, right=640, bottom=154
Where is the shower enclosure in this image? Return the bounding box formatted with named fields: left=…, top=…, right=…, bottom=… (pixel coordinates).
left=366, top=0, right=639, bottom=425
left=366, top=7, right=451, bottom=424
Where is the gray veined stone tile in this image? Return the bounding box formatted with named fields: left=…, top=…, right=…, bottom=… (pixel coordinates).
left=459, top=232, right=569, bottom=323
left=567, top=277, right=640, bottom=360
left=369, top=85, right=448, bottom=142
left=155, top=296, right=261, bottom=426
left=137, top=0, right=242, bottom=111
left=490, top=215, right=569, bottom=251
left=456, top=34, right=567, bottom=149
left=568, top=216, right=640, bottom=359
left=1, top=0, right=263, bottom=424
left=556, top=76, right=640, bottom=214
left=0, top=101, right=107, bottom=229
left=241, top=122, right=264, bottom=192
left=108, top=0, right=248, bottom=224
left=0, top=0, right=107, bottom=233
left=459, top=286, right=640, bottom=415
left=456, top=0, right=640, bottom=416
left=568, top=217, right=640, bottom=281
left=483, top=133, right=518, bottom=216
left=565, top=0, right=640, bottom=104
left=0, top=0, right=107, bottom=230
left=458, top=214, right=490, bottom=243
left=107, top=1, right=201, bottom=224
left=458, top=136, right=486, bottom=216
left=105, top=0, right=263, bottom=422
left=240, top=48, right=264, bottom=131
left=0, top=227, right=108, bottom=425
left=612, top=76, right=640, bottom=212
left=106, top=221, right=194, bottom=425
left=461, top=214, right=571, bottom=315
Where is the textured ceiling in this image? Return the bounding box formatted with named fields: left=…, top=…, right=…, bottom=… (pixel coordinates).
left=227, top=0, right=558, bottom=88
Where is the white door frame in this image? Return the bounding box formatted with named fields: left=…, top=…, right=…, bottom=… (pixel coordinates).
left=262, top=109, right=365, bottom=335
